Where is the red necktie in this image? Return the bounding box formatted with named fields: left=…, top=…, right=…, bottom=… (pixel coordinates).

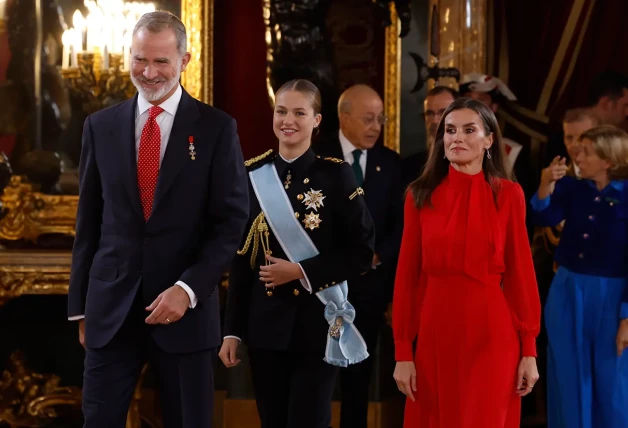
left=137, top=105, right=164, bottom=221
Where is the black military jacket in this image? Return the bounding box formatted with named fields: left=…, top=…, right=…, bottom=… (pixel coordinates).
left=224, top=148, right=375, bottom=354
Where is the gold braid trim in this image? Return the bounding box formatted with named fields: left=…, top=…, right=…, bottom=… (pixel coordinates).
left=349, top=187, right=365, bottom=200
left=244, top=149, right=274, bottom=167
left=323, top=156, right=344, bottom=164
left=236, top=212, right=271, bottom=269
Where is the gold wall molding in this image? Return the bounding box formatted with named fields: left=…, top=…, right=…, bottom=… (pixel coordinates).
left=0, top=251, right=71, bottom=306
left=383, top=3, right=401, bottom=154
left=0, top=176, right=77, bottom=242
left=181, top=0, right=213, bottom=104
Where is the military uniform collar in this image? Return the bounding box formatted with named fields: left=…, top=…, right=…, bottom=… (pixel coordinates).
left=274, top=147, right=316, bottom=179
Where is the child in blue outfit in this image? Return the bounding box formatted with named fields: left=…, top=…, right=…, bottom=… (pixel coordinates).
left=531, top=125, right=628, bottom=428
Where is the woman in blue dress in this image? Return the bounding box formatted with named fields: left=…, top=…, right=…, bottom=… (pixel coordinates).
left=530, top=125, right=628, bottom=428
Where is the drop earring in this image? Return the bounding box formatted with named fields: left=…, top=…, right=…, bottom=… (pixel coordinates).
left=486, top=150, right=492, bottom=160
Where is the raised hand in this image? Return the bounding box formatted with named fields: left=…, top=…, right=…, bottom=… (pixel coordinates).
left=541, top=156, right=569, bottom=186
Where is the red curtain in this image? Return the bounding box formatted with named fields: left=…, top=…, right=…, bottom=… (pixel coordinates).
left=488, top=0, right=628, bottom=188
left=547, top=0, right=628, bottom=117
left=491, top=0, right=628, bottom=126
left=212, top=0, right=276, bottom=160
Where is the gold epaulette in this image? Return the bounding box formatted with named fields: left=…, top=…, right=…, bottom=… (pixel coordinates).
left=236, top=212, right=271, bottom=269
left=323, top=156, right=344, bottom=164
left=244, top=149, right=274, bottom=168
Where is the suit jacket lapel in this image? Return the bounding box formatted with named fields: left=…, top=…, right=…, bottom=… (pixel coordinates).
left=115, top=94, right=144, bottom=220
left=363, top=145, right=379, bottom=192
left=152, top=89, right=201, bottom=212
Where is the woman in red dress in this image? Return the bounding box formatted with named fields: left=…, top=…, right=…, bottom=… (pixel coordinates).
left=393, top=98, right=541, bottom=428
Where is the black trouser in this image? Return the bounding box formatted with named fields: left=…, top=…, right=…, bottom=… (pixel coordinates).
left=248, top=348, right=338, bottom=428
left=82, top=300, right=216, bottom=428
left=339, top=311, right=383, bottom=428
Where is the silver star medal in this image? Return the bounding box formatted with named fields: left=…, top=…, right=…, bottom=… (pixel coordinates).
left=302, top=188, right=326, bottom=211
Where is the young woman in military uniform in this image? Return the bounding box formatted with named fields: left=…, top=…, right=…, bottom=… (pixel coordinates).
left=219, top=79, right=375, bottom=428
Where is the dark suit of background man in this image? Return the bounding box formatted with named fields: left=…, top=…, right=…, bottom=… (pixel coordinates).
left=67, top=11, right=249, bottom=428
left=401, top=86, right=459, bottom=188
left=314, top=84, right=403, bottom=428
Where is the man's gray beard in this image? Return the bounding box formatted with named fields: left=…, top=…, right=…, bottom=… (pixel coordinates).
left=131, top=69, right=181, bottom=102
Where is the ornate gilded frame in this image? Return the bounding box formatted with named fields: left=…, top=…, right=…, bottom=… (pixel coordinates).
left=0, top=0, right=213, bottom=242
left=383, top=4, right=401, bottom=154
left=180, top=0, right=214, bottom=104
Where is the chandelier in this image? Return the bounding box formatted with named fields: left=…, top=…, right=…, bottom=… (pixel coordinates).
left=58, top=0, right=155, bottom=112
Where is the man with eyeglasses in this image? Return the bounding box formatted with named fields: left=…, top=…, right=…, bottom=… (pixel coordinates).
left=314, top=84, right=403, bottom=428
left=401, top=85, right=459, bottom=187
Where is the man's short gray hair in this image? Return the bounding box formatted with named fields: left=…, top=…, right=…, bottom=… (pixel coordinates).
left=133, top=11, right=187, bottom=56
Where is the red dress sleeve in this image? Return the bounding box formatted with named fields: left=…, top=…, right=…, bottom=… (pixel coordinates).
left=393, top=192, right=427, bottom=361
left=502, top=183, right=541, bottom=357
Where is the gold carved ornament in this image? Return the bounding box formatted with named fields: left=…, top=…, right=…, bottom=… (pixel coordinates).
left=0, top=266, right=70, bottom=308
left=0, top=351, right=82, bottom=427
left=0, top=352, right=158, bottom=428
left=0, top=176, right=77, bottom=242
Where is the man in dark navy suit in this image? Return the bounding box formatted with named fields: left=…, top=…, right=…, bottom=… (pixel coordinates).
left=67, top=11, right=249, bottom=428
left=314, top=84, right=403, bottom=428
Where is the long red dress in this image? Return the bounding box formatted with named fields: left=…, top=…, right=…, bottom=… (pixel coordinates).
left=393, top=166, right=541, bottom=428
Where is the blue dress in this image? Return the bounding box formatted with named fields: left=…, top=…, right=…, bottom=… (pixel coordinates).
left=530, top=176, right=628, bottom=428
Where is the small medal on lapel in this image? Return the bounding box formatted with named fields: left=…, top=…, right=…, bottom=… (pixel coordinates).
left=188, top=136, right=196, bottom=160
left=302, top=188, right=326, bottom=211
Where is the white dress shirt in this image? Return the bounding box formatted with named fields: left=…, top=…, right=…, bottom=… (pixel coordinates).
left=68, top=85, right=197, bottom=321
left=339, top=130, right=367, bottom=179
left=338, top=130, right=380, bottom=268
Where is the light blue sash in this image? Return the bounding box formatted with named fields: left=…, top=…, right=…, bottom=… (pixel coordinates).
left=249, top=162, right=369, bottom=367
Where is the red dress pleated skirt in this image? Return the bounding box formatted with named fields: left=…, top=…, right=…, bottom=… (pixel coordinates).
left=404, top=275, right=521, bottom=428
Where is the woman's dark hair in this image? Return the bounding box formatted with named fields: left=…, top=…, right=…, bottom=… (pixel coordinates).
left=408, top=97, right=514, bottom=208
left=275, top=79, right=322, bottom=115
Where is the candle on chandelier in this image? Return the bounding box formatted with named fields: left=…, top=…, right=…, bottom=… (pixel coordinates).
left=102, top=44, right=110, bottom=70
left=71, top=28, right=80, bottom=67
left=123, top=30, right=132, bottom=71
left=61, top=30, right=70, bottom=69
left=72, top=10, right=85, bottom=52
